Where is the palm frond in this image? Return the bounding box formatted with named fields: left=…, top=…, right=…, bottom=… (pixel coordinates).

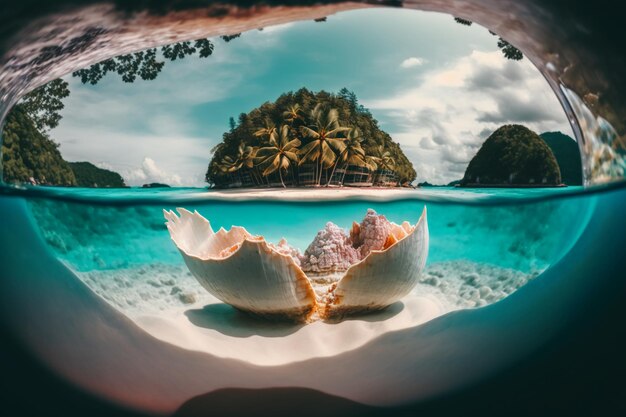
left=300, top=125, right=320, bottom=139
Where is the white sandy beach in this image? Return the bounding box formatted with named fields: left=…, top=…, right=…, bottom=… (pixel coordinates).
left=190, top=186, right=495, bottom=203
left=209, top=187, right=421, bottom=200
left=134, top=294, right=443, bottom=366
left=78, top=260, right=534, bottom=366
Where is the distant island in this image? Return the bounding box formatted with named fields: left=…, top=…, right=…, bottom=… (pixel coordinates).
left=3, top=93, right=583, bottom=191
left=142, top=183, right=171, bottom=188
left=418, top=180, right=462, bottom=187
left=1, top=104, right=127, bottom=188
left=205, top=88, right=416, bottom=188
left=2, top=104, right=76, bottom=186
left=540, top=131, right=583, bottom=185
left=461, top=125, right=563, bottom=187
left=69, top=162, right=126, bottom=188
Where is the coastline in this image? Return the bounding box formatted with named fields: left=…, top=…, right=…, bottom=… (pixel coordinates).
left=458, top=183, right=568, bottom=188
left=206, top=186, right=421, bottom=201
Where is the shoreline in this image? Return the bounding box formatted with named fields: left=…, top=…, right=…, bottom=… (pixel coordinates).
left=3, top=183, right=587, bottom=206
left=458, top=183, right=568, bottom=188
left=205, top=186, right=423, bottom=200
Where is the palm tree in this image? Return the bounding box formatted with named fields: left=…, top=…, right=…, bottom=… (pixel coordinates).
left=219, top=155, right=242, bottom=173
left=326, top=127, right=365, bottom=186
left=256, top=125, right=301, bottom=188
left=370, top=145, right=395, bottom=185
left=363, top=155, right=379, bottom=184
left=283, top=103, right=302, bottom=125
left=239, top=144, right=263, bottom=186
left=218, top=153, right=244, bottom=186
left=299, top=104, right=349, bottom=185
left=254, top=118, right=277, bottom=142
left=341, top=130, right=368, bottom=185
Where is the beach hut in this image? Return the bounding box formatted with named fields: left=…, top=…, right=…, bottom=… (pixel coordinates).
left=343, top=165, right=373, bottom=187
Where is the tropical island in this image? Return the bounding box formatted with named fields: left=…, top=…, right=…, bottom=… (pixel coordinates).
left=461, top=124, right=565, bottom=187
left=2, top=87, right=583, bottom=190
left=539, top=131, right=583, bottom=185
left=205, top=88, right=416, bottom=188
left=68, top=162, right=126, bottom=188
left=1, top=105, right=127, bottom=188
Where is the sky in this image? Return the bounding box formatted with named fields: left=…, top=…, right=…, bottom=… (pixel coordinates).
left=53, top=8, right=573, bottom=186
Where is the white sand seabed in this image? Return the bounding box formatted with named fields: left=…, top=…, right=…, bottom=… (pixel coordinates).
left=77, top=260, right=535, bottom=367
left=134, top=295, right=443, bottom=366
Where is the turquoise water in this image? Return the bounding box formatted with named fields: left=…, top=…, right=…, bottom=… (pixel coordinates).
left=22, top=186, right=593, bottom=274
left=0, top=185, right=597, bottom=314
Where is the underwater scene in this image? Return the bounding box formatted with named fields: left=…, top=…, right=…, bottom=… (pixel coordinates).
left=18, top=186, right=593, bottom=365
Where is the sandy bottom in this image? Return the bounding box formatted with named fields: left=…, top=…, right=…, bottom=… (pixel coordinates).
left=135, top=294, right=443, bottom=366
left=75, top=260, right=537, bottom=366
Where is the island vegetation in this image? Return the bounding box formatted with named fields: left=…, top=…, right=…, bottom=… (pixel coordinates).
left=1, top=103, right=129, bottom=187
left=461, top=124, right=562, bottom=187
left=69, top=162, right=126, bottom=188
left=540, top=131, right=583, bottom=185
left=142, top=183, right=171, bottom=188
left=1, top=104, right=76, bottom=186
left=206, top=88, right=416, bottom=188
left=1, top=36, right=225, bottom=187
left=1, top=30, right=582, bottom=190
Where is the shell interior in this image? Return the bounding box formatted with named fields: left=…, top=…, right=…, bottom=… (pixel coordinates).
left=164, top=207, right=428, bottom=321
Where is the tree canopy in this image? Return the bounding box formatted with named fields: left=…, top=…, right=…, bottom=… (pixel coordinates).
left=540, top=131, right=583, bottom=185
left=72, top=38, right=215, bottom=85
left=454, top=17, right=524, bottom=61
left=2, top=36, right=229, bottom=186
left=68, top=161, right=126, bottom=188
left=19, top=79, right=70, bottom=132
left=2, top=102, right=132, bottom=187
left=462, top=124, right=562, bottom=186
left=1, top=104, right=76, bottom=185
left=206, top=88, right=416, bottom=188
left=16, top=35, right=226, bottom=132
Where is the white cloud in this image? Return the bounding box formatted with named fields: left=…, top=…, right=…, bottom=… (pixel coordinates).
left=124, top=157, right=183, bottom=186
left=365, top=50, right=573, bottom=184
left=400, top=57, right=426, bottom=69
left=51, top=24, right=300, bottom=187
left=55, top=124, right=212, bottom=187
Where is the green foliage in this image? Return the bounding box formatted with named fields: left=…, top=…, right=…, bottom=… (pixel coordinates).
left=496, top=37, right=524, bottom=61
left=454, top=17, right=473, bottom=26
left=454, top=17, right=524, bottom=60
left=462, top=124, right=562, bottom=186
left=69, top=162, right=126, bottom=188
left=205, top=88, right=416, bottom=187
left=72, top=38, right=214, bottom=85
left=540, top=131, right=583, bottom=185
left=19, top=79, right=70, bottom=132
left=221, top=33, right=242, bottom=42
left=256, top=125, right=301, bottom=187
left=17, top=37, right=219, bottom=137
left=1, top=104, right=76, bottom=186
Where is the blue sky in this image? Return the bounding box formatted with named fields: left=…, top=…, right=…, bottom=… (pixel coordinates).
left=54, top=8, right=572, bottom=186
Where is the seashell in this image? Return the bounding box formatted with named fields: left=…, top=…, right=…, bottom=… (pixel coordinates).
left=163, top=208, right=317, bottom=321
left=164, top=207, right=428, bottom=322
left=321, top=213, right=429, bottom=319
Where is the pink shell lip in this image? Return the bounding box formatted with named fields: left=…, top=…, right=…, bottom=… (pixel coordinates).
left=164, top=207, right=428, bottom=321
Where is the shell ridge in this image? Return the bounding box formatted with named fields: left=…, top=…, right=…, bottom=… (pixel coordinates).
left=321, top=206, right=428, bottom=319
left=165, top=207, right=427, bottom=322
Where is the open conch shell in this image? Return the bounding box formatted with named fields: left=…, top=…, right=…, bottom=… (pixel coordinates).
left=164, top=207, right=428, bottom=322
